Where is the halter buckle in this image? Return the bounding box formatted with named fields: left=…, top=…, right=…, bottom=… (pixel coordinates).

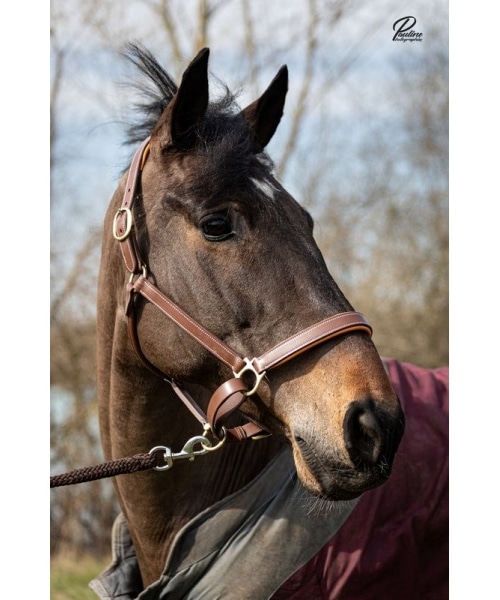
left=113, top=207, right=133, bottom=241
left=233, top=358, right=266, bottom=396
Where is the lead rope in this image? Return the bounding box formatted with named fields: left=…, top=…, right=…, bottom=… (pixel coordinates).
left=50, top=430, right=228, bottom=488
left=50, top=453, right=159, bottom=488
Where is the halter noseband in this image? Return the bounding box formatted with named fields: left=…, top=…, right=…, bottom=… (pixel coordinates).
left=113, top=137, right=373, bottom=442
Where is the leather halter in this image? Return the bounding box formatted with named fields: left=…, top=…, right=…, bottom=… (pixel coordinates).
left=113, top=137, right=373, bottom=441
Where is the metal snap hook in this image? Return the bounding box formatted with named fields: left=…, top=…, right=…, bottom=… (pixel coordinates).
left=177, top=435, right=214, bottom=459
left=148, top=429, right=227, bottom=472
left=149, top=445, right=174, bottom=471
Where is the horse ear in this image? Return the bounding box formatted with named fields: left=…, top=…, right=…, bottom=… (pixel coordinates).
left=158, top=47, right=210, bottom=148
left=241, top=65, right=288, bottom=149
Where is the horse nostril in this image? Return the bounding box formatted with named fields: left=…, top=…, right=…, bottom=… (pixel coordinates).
left=343, top=400, right=383, bottom=466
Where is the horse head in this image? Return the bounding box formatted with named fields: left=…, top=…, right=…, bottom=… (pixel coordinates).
left=98, top=45, right=404, bottom=514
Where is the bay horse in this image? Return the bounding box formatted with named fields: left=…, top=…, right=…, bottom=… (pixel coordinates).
left=91, top=45, right=446, bottom=599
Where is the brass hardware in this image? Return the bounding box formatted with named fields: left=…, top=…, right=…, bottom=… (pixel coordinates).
left=128, top=265, right=148, bottom=283
left=233, top=358, right=266, bottom=396
left=113, top=207, right=133, bottom=241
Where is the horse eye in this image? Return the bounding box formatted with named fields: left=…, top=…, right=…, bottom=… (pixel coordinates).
left=200, top=214, right=234, bottom=241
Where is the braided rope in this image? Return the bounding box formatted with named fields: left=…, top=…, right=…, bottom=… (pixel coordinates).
left=50, top=452, right=159, bottom=488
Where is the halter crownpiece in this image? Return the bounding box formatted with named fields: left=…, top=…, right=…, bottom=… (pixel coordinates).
left=114, top=138, right=373, bottom=443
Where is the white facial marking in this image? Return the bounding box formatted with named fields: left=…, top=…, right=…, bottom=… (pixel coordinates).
left=250, top=177, right=277, bottom=201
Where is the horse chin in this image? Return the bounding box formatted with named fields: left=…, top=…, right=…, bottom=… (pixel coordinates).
left=291, top=439, right=391, bottom=502
left=319, top=472, right=390, bottom=501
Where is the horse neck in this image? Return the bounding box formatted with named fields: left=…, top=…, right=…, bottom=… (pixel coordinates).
left=104, top=372, right=282, bottom=585
left=96, top=244, right=283, bottom=585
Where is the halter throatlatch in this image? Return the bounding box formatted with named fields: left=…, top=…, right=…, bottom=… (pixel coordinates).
left=114, top=137, right=373, bottom=452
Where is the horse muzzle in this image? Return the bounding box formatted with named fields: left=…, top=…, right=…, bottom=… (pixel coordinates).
left=292, top=399, right=405, bottom=500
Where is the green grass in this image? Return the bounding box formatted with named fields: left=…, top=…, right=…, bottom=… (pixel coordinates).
left=50, top=555, right=111, bottom=600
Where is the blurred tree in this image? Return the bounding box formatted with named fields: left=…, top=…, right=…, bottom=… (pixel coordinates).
left=309, top=14, right=448, bottom=366
left=50, top=19, right=118, bottom=557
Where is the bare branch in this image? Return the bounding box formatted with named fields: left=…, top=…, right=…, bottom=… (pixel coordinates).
left=154, top=0, right=183, bottom=65
left=241, top=0, right=258, bottom=96
left=277, top=0, right=319, bottom=177
left=51, top=228, right=102, bottom=322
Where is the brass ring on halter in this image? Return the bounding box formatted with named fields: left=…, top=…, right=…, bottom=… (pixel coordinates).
left=202, top=423, right=228, bottom=448
left=128, top=264, right=148, bottom=284
left=233, top=358, right=266, bottom=396
left=113, top=207, right=133, bottom=241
